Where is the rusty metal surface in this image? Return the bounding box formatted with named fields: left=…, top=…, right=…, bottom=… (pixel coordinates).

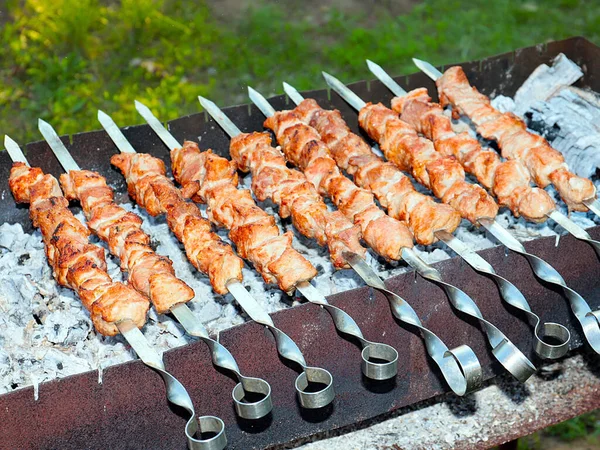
left=1, top=37, right=600, bottom=449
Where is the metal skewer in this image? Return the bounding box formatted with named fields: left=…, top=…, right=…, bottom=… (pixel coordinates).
left=404, top=58, right=600, bottom=354
left=290, top=77, right=536, bottom=381
left=99, top=109, right=335, bottom=408
left=37, top=119, right=272, bottom=420
left=411, top=58, right=600, bottom=258
left=359, top=62, right=572, bottom=359
left=4, top=135, right=227, bottom=450
left=198, top=95, right=482, bottom=395
left=132, top=100, right=397, bottom=382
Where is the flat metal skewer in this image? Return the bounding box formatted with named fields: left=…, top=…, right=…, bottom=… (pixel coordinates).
left=411, top=58, right=600, bottom=257
left=311, top=76, right=538, bottom=381
left=407, top=58, right=600, bottom=354
left=99, top=109, right=334, bottom=408
left=133, top=101, right=398, bottom=382
left=199, top=95, right=482, bottom=394
left=360, top=62, right=572, bottom=359
left=37, top=119, right=272, bottom=420
left=4, top=135, right=227, bottom=450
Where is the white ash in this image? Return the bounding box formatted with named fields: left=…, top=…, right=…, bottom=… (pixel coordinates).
left=513, top=53, right=583, bottom=116
left=528, top=86, right=600, bottom=180
left=1, top=55, right=600, bottom=398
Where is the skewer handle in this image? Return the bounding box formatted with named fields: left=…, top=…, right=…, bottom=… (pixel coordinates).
left=343, top=251, right=482, bottom=395
left=481, top=218, right=600, bottom=354
left=297, top=281, right=398, bottom=380
left=401, top=248, right=537, bottom=382
left=436, top=231, right=570, bottom=359
left=226, top=282, right=334, bottom=408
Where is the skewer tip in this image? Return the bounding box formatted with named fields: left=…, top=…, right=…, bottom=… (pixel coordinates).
left=37, top=118, right=55, bottom=136
left=365, top=59, right=379, bottom=70
left=246, top=86, right=277, bottom=117
left=412, top=57, right=443, bottom=81
left=134, top=99, right=150, bottom=113
left=282, top=82, right=305, bottom=105
left=321, top=71, right=334, bottom=82
left=197, top=95, right=214, bottom=110
left=4, top=134, right=16, bottom=148
left=3, top=134, right=29, bottom=165
left=322, top=71, right=343, bottom=90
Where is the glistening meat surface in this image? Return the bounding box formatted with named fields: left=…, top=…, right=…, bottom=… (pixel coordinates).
left=9, top=162, right=149, bottom=336
left=436, top=66, right=595, bottom=211
left=171, top=141, right=317, bottom=294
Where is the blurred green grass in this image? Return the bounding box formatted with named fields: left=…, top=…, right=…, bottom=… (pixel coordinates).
left=0, top=0, right=599, bottom=143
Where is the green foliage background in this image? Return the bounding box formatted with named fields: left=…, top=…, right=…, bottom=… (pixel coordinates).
left=0, top=0, right=599, bottom=444
left=1, top=0, right=599, bottom=143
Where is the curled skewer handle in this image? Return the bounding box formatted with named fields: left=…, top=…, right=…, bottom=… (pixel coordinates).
left=117, top=322, right=227, bottom=450
left=268, top=325, right=335, bottom=408
left=436, top=231, right=570, bottom=359
left=296, top=281, right=398, bottom=380
left=481, top=218, right=600, bottom=354
left=344, top=252, right=482, bottom=395
left=158, top=370, right=227, bottom=450
left=170, top=303, right=273, bottom=420
left=226, top=281, right=334, bottom=409
left=401, top=248, right=537, bottom=382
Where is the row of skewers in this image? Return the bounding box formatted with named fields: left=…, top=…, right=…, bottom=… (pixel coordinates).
left=4, top=58, right=600, bottom=449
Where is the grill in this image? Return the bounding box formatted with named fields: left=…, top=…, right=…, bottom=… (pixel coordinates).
left=1, top=36, right=600, bottom=449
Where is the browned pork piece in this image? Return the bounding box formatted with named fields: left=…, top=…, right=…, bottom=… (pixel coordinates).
left=263, top=110, right=414, bottom=261
left=222, top=131, right=366, bottom=269
left=111, top=152, right=243, bottom=295
left=9, top=162, right=149, bottom=336
left=60, top=170, right=195, bottom=313
left=292, top=98, right=462, bottom=245
left=391, top=88, right=556, bottom=222
left=435, top=66, right=596, bottom=211
left=357, top=102, right=499, bottom=224
left=170, top=141, right=318, bottom=294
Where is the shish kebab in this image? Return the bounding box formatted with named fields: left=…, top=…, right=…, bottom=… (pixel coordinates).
left=322, top=68, right=599, bottom=355
left=197, top=95, right=483, bottom=396
left=96, top=109, right=335, bottom=409
left=3, top=136, right=227, bottom=450
left=247, top=87, right=536, bottom=382
left=322, top=69, right=600, bottom=355
left=282, top=81, right=571, bottom=361
left=37, top=119, right=273, bottom=421
left=133, top=101, right=401, bottom=383
left=373, top=60, right=600, bottom=353
left=413, top=59, right=600, bottom=253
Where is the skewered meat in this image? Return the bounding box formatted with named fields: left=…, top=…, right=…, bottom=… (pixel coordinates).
left=111, top=153, right=243, bottom=295
left=292, top=98, right=461, bottom=245
left=170, top=141, right=318, bottom=293
left=436, top=66, right=596, bottom=211
left=9, top=162, right=148, bottom=336
left=358, top=102, right=499, bottom=224
left=264, top=110, right=414, bottom=261
left=60, top=170, right=195, bottom=313
left=392, top=88, right=556, bottom=222
left=226, top=131, right=365, bottom=269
